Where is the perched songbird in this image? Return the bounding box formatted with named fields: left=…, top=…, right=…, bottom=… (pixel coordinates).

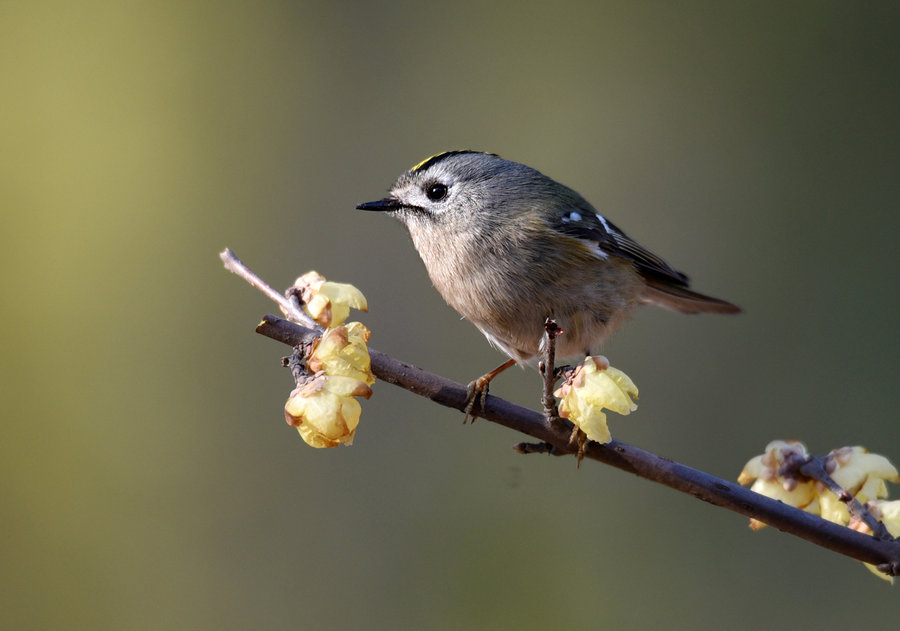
left=358, top=151, right=740, bottom=412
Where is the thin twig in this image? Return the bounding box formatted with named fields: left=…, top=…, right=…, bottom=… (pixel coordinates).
left=219, top=248, right=317, bottom=328
left=538, top=317, right=562, bottom=420
left=282, top=347, right=312, bottom=386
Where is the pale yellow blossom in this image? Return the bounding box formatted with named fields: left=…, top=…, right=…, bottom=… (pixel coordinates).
left=737, top=440, right=809, bottom=485
left=740, top=442, right=899, bottom=580
left=819, top=447, right=899, bottom=525
left=875, top=499, right=900, bottom=536
left=745, top=479, right=819, bottom=530
left=738, top=441, right=818, bottom=529
left=291, top=270, right=368, bottom=327
left=284, top=373, right=372, bottom=448
left=855, top=500, right=900, bottom=583
left=554, top=356, right=638, bottom=444
left=827, top=446, right=899, bottom=500
left=307, top=322, right=375, bottom=386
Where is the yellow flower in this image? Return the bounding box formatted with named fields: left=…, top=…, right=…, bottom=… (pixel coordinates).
left=740, top=442, right=899, bottom=579
left=827, top=446, right=899, bottom=499
left=875, top=499, right=900, bottom=536
left=284, top=374, right=373, bottom=448
left=291, top=270, right=368, bottom=328
left=745, top=478, right=819, bottom=531
left=819, top=446, right=899, bottom=525
left=856, top=500, right=900, bottom=583
left=554, top=356, right=638, bottom=444
left=738, top=440, right=809, bottom=483
left=307, top=322, right=376, bottom=386
left=738, top=441, right=818, bottom=529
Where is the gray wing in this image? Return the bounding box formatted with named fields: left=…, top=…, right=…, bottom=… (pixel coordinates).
left=551, top=208, right=690, bottom=287
left=551, top=207, right=742, bottom=314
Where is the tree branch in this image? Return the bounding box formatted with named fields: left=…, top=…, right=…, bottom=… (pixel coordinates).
left=222, top=249, right=897, bottom=576
left=254, top=314, right=900, bottom=574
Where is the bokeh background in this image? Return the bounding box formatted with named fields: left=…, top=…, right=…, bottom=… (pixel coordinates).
left=3, top=1, right=898, bottom=628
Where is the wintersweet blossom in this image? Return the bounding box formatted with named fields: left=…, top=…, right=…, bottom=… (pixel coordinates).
left=554, top=356, right=638, bottom=444
left=738, top=440, right=818, bottom=529
left=817, top=446, right=900, bottom=525
left=285, top=374, right=373, bottom=448
left=853, top=499, right=900, bottom=583
left=290, top=270, right=368, bottom=328
left=739, top=441, right=899, bottom=580
left=307, top=322, right=376, bottom=386
left=278, top=272, right=374, bottom=447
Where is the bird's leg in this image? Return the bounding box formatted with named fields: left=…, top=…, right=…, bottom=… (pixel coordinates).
left=539, top=318, right=564, bottom=421
left=464, top=358, right=516, bottom=423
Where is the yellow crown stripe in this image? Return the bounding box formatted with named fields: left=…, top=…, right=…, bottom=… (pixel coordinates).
left=410, top=150, right=495, bottom=173
left=411, top=151, right=454, bottom=172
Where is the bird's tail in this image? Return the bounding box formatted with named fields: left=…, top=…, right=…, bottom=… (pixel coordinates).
left=640, top=282, right=741, bottom=315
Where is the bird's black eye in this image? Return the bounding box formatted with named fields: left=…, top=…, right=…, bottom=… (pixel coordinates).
left=425, top=182, right=448, bottom=201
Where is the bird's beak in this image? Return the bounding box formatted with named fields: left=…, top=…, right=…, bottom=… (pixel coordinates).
left=356, top=197, right=404, bottom=212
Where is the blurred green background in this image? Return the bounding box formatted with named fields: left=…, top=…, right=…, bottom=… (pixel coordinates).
left=2, top=1, right=898, bottom=628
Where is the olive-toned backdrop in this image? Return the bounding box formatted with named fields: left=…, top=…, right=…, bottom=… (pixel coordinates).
left=2, top=2, right=898, bottom=628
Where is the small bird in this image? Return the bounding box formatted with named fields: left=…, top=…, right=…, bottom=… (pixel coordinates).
left=358, top=151, right=739, bottom=412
